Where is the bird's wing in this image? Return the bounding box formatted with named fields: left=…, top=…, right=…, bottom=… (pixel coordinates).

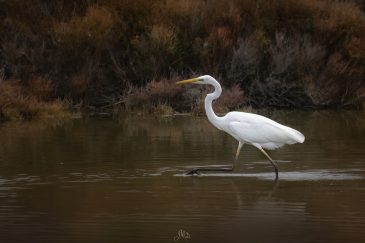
left=228, top=120, right=297, bottom=150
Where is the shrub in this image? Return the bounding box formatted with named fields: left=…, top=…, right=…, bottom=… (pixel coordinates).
left=123, top=78, right=184, bottom=112
left=146, top=79, right=182, bottom=103
left=0, top=0, right=364, bottom=113
left=192, top=84, right=245, bottom=115
left=69, top=71, right=90, bottom=97
left=53, top=5, right=115, bottom=49
left=26, top=76, right=53, bottom=100
left=0, top=78, right=70, bottom=121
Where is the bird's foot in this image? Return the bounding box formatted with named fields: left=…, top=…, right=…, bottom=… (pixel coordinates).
left=186, top=168, right=201, bottom=175
left=186, top=166, right=233, bottom=175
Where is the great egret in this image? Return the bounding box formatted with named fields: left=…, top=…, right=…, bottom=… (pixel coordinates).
left=176, top=75, right=305, bottom=180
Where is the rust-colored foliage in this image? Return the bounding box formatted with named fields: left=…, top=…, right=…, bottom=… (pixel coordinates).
left=26, top=76, right=53, bottom=100
left=70, top=71, right=90, bottom=96
left=0, top=80, right=23, bottom=109
left=0, top=0, right=364, bottom=115
left=123, top=78, right=185, bottom=112
left=53, top=5, right=116, bottom=49
left=0, top=79, right=68, bottom=121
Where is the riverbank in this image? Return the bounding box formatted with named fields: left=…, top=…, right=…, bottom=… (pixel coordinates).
left=1, top=76, right=364, bottom=122
left=1, top=0, right=364, bottom=118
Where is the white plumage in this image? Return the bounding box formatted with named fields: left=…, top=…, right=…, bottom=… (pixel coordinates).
left=176, top=75, right=305, bottom=179
left=225, top=112, right=305, bottom=150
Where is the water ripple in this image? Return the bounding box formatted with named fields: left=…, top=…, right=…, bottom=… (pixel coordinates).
left=173, top=169, right=365, bottom=181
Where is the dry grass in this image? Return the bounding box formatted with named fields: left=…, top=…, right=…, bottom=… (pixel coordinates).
left=26, top=76, right=53, bottom=100
left=150, top=102, right=175, bottom=116
left=121, top=77, right=245, bottom=116
left=0, top=79, right=70, bottom=121
left=123, top=78, right=184, bottom=112
left=37, top=100, right=71, bottom=120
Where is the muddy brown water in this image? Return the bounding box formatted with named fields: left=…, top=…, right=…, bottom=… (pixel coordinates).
left=0, top=110, right=364, bottom=242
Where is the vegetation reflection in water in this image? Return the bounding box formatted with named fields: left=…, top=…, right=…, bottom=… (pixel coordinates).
left=0, top=110, right=364, bottom=242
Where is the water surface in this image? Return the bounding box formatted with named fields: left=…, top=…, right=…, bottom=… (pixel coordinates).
left=0, top=111, right=364, bottom=242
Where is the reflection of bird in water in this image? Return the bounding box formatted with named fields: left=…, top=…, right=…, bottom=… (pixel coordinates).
left=230, top=179, right=280, bottom=209
left=176, top=75, right=305, bottom=180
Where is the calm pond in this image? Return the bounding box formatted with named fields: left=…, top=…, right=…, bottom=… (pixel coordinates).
left=0, top=110, right=364, bottom=242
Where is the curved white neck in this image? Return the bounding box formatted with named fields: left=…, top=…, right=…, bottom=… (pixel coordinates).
left=204, top=79, right=222, bottom=126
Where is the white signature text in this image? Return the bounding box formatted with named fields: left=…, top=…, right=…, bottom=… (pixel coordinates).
left=174, top=229, right=191, bottom=241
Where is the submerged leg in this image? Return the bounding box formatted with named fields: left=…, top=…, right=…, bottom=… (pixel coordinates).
left=186, top=167, right=233, bottom=175
left=258, top=147, right=279, bottom=180
left=186, top=142, right=243, bottom=175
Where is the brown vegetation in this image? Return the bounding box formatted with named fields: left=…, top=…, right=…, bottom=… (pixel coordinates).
left=123, top=77, right=245, bottom=115
left=0, top=78, right=70, bottom=121
left=0, top=0, right=364, bottom=119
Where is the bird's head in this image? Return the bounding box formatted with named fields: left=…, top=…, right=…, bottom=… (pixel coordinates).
left=176, top=75, right=215, bottom=85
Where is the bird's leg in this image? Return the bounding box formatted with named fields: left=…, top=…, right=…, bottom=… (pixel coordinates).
left=233, top=142, right=243, bottom=171
left=258, top=148, right=279, bottom=180
left=186, top=142, right=243, bottom=175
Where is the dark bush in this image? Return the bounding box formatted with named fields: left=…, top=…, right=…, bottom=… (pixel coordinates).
left=0, top=0, right=363, bottom=116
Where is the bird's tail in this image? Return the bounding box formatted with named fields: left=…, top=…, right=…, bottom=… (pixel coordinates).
left=287, top=127, right=305, bottom=143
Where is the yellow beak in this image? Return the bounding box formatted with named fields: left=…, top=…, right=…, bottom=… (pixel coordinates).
left=176, top=78, right=199, bottom=85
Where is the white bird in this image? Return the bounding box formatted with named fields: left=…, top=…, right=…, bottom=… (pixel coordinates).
left=176, top=75, right=305, bottom=180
